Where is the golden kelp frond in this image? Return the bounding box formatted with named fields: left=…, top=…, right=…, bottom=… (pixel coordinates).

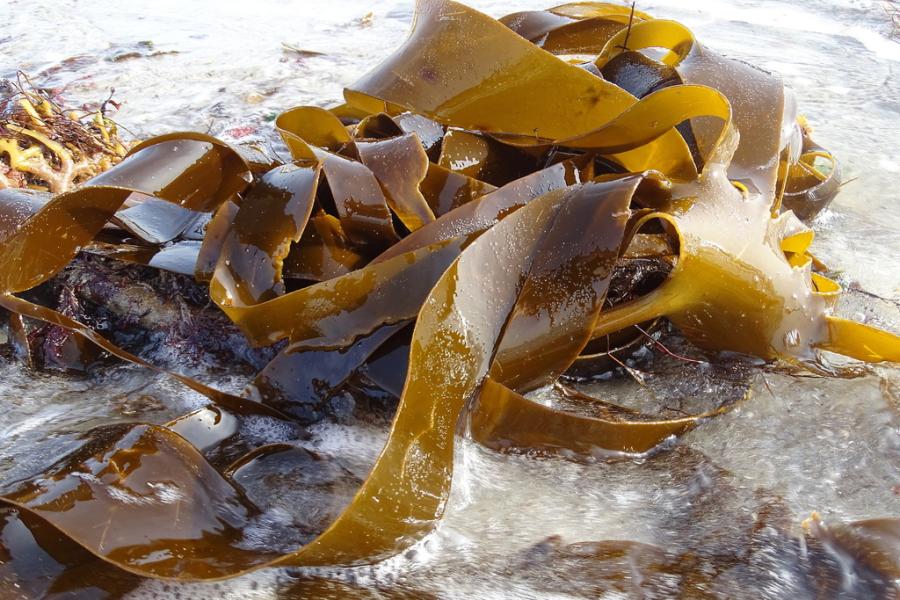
left=0, top=0, right=897, bottom=588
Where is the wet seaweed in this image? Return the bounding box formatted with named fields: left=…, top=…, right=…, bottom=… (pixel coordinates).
left=0, top=0, right=897, bottom=592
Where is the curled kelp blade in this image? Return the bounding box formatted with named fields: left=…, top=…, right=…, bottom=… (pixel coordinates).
left=586, top=15, right=786, bottom=199
left=345, top=0, right=698, bottom=181
left=210, top=159, right=602, bottom=351
left=273, top=176, right=633, bottom=568
left=586, top=171, right=900, bottom=363
left=501, top=7, right=648, bottom=56
left=0, top=133, right=308, bottom=416
left=373, top=158, right=590, bottom=263
left=780, top=130, right=842, bottom=221
left=0, top=134, right=250, bottom=294
left=522, top=8, right=785, bottom=199
left=212, top=162, right=321, bottom=306
left=472, top=177, right=735, bottom=456
left=470, top=376, right=720, bottom=456
left=0, top=173, right=633, bottom=578
left=275, top=107, right=399, bottom=249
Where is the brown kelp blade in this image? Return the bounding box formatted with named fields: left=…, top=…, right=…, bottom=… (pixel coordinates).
left=0, top=135, right=249, bottom=294
left=1, top=0, right=899, bottom=587
left=345, top=0, right=698, bottom=181
left=0, top=175, right=634, bottom=579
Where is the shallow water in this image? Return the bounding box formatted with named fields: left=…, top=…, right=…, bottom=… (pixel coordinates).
left=1, top=1, right=899, bottom=598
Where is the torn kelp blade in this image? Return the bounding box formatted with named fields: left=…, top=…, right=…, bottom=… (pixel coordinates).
left=356, top=133, right=437, bottom=231
left=0, top=175, right=632, bottom=579
left=275, top=108, right=399, bottom=249
left=345, top=0, right=698, bottom=181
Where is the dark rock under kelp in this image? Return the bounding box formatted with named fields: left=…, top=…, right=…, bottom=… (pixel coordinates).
left=18, top=254, right=280, bottom=373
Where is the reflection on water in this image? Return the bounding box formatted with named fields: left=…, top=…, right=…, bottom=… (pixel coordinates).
left=1, top=0, right=899, bottom=598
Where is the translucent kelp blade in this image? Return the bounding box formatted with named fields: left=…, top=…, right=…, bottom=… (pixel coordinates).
left=471, top=376, right=719, bottom=455
left=588, top=16, right=785, bottom=198
left=586, top=171, right=900, bottom=363
left=213, top=162, right=320, bottom=306
left=547, top=2, right=653, bottom=21
left=492, top=85, right=731, bottom=162
left=781, top=134, right=842, bottom=221
left=437, top=129, right=540, bottom=187
left=273, top=175, right=632, bottom=567
left=275, top=117, right=399, bottom=249
left=282, top=212, right=368, bottom=282
left=0, top=187, right=49, bottom=237
left=275, top=106, right=351, bottom=152
left=345, top=0, right=698, bottom=181
left=195, top=198, right=240, bottom=281
left=506, top=15, right=635, bottom=56
left=211, top=238, right=464, bottom=348
left=817, top=317, right=900, bottom=363
left=489, top=176, right=641, bottom=391
left=420, top=162, right=496, bottom=217
left=356, top=133, right=436, bottom=231
left=594, top=19, right=695, bottom=68
left=676, top=41, right=786, bottom=199
left=0, top=174, right=631, bottom=578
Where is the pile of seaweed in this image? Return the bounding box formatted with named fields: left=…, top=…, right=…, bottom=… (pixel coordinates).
left=0, top=75, right=126, bottom=193
left=0, top=0, right=898, bottom=595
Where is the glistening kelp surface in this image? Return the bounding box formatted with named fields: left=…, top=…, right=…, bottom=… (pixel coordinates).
left=1, top=0, right=899, bottom=596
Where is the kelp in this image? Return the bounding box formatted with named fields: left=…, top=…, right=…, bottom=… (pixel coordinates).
left=0, top=0, right=898, bottom=588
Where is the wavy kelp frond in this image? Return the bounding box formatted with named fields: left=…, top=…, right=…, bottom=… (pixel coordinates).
left=0, top=0, right=898, bottom=587
left=0, top=177, right=635, bottom=578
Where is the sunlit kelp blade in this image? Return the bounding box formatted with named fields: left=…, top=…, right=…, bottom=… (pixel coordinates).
left=0, top=175, right=635, bottom=577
